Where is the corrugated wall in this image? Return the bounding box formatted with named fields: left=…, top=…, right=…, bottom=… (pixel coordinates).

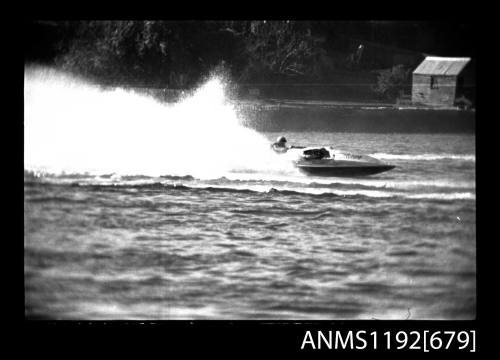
left=412, top=74, right=457, bottom=106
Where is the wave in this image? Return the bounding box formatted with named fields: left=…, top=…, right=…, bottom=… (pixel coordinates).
left=25, top=169, right=475, bottom=192
left=370, top=153, right=475, bottom=161
left=219, top=176, right=474, bottom=191
left=406, top=192, right=476, bottom=200
left=25, top=177, right=475, bottom=201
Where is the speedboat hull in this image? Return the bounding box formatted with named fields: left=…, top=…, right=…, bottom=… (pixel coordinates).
left=285, top=146, right=396, bottom=177
left=295, top=160, right=395, bottom=177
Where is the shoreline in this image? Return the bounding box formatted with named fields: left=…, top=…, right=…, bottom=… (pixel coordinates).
left=132, top=87, right=474, bottom=112
left=233, top=98, right=475, bottom=112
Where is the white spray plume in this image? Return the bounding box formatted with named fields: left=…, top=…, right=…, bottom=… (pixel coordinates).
left=24, top=66, right=293, bottom=179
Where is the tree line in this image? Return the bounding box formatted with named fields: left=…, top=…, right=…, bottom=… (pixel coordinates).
left=27, top=21, right=472, bottom=99
left=45, top=21, right=330, bottom=88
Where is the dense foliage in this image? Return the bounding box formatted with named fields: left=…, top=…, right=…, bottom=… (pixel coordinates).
left=50, top=21, right=328, bottom=87
left=373, top=64, right=411, bottom=100
left=26, top=20, right=473, bottom=102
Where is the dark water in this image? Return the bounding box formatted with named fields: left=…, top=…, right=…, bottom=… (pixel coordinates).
left=25, top=132, right=475, bottom=320
left=238, top=104, right=475, bottom=133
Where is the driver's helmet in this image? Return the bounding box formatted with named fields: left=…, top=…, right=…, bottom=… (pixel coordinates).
left=276, top=136, right=287, bottom=144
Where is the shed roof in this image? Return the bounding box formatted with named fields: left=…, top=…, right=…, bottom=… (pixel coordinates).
left=413, top=56, right=471, bottom=76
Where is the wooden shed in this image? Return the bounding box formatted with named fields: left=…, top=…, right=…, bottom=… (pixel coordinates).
left=411, top=56, right=471, bottom=107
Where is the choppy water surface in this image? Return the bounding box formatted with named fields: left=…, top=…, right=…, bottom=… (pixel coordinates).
left=24, top=68, right=475, bottom=320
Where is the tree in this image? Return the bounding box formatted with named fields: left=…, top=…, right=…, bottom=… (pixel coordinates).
left=54, top=21, right=247, bottom=88
left=55, top=21, right=175, bottom=86
left=373, top=64, right=411, bottom=100
left=237, top=21, right=326, bottom=82
left=51, top=21, right=329, bottom=87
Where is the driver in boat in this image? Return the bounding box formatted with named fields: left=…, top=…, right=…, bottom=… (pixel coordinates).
left=271, top=136, right=289, bottom=153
